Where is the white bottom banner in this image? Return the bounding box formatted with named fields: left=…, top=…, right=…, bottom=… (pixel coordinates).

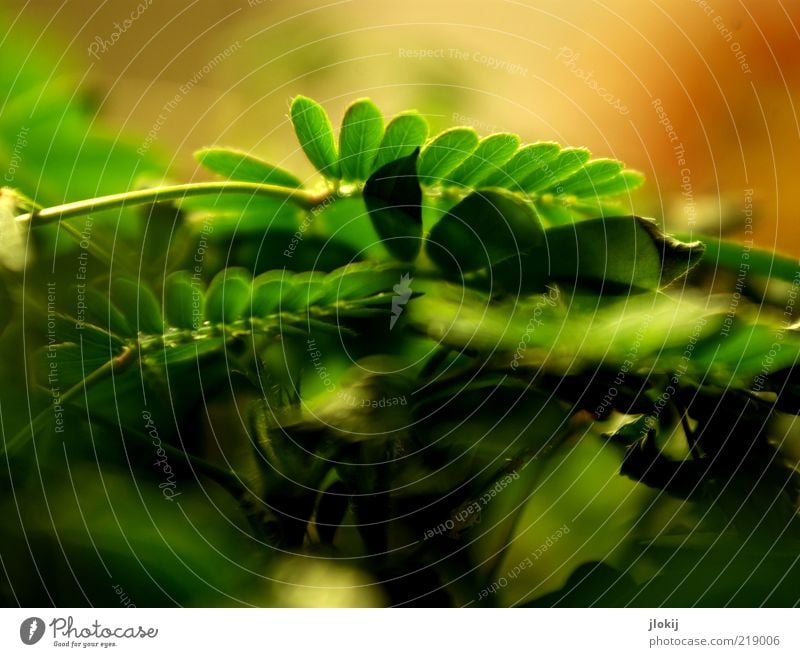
left=0, top=608, right=796, bottom=656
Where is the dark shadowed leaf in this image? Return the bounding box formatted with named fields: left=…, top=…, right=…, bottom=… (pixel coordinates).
left=363, top=149, right=423, bottom=261
left=110, top=278, right=163, bottom=334
left=498, top=216, right=705, bottom=292
left=426, top=189, right=544, bottom=274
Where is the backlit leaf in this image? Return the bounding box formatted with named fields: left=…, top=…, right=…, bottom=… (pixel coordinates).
left=338, top=99, right=384, bottom=181
left=290, top=95, right=340, bottom=179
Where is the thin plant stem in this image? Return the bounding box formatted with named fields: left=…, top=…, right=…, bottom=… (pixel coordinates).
left=15, top=181, right=326, bottom=228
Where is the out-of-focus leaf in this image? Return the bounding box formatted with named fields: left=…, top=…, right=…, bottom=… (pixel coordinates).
left=315, top=480, right=350, bottom=545
left=281, top=271, right=328, bottom=311
left=0, top=189, right=29, bottom=272
left=251, top=270, right=291, bottom=316
left=145, top=337, right=226, bottom=366
left=427, top=189, right=543, bottom=274
left=194, top=147, right=302, bottom=188
left=204, top=268, right=252, bottom=323
left=164, top=271, right=201, bottom=330
left=83, top=286, right=134, bottom=338
left=322, top=262, right=403, bottom=302
left=35, top=343, right=112, bottom=390
left=180, top=193, right=302, bottom=236
left=603, top=415, right=652, bottom=447
left=0, top=275, right=12, bottom=337
left=110, top=278, right=163, bottom=334
left=500, top=216, right=705, bottom=292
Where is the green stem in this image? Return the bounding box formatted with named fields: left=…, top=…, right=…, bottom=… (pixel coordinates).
left=681, top=234, right=800, bottom=283
left=15, top=182, right=324, bottom=228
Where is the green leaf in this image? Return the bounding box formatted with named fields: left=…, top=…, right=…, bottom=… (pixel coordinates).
left=164, top=271, right=202, bottom=330
left=83, top=287, right=134, bottom=338
left=337, top=99, right=384, bottom=181
left=406, top=280, right=722, bottom=379
left=521, top=147, right=590, bottom=193
left=479, top=142, right=560, bottom=189
left=281, top=271, right=328, bottom=311
left=684, top=235, right=800, bottom=283
left=251, top=270, right=291, bottom=316
left=290, top=95, right=340, bottom=179
left=194, top=147, right=303, bottom=188
left=530, top=200, right=577, bottom=226
left=35, top=343, right=113, bottom=389
left=48, top=313, right=125, bottom=352
left=448, top=133, right=520, bottom=188
left=507, top=216, right=705, bottom=291
left=180, top=194, right=302, bottom=236
left=146, top=337, right=226, bottom=367
left=110, top=278, right=163, bottom=335
left=322, top=262, right=403, bottom=303
left=363, top=149, right=423, bottom=261
left=603, top=416, right=652, bottom=447
left=554, top=158, right=624, bottom=196
left=417, top=127, right=479, bottom=185
left=426, top=189, right=544, bottom=274
left=204, top=268, right=252, bottom=323
left=577, top=170, right=645, bottom=198
left=372, top=111, right=429, bottom=171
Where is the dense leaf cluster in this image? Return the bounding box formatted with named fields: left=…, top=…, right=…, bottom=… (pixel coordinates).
left=4, top=94, right=800, bottom=606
